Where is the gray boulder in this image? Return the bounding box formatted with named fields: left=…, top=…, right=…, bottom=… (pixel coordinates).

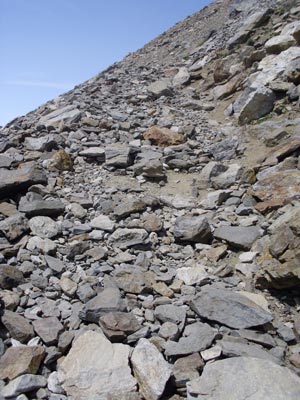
left=187, top=357, right=300, bottom=400
left=174, top=216, right=212, bottom=243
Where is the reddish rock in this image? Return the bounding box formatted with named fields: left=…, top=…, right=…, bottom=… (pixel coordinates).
left=0, top=346, right=45, bottom=380
left=143, top=126, right=184, bottom=147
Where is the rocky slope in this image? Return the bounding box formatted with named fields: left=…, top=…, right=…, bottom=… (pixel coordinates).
left=1, top=0, right=300, bottom=399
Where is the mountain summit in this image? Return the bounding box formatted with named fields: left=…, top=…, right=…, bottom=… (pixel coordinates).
left=1, top=0, right=300, bottom=399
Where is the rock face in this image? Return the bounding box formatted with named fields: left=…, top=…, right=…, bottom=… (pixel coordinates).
left=2, top=1, right=300, bottom=399
left=187, top=357, right=300, bottom=400
left=131, top=339, right=172, bottom=400
left=58, top=331, right=137, bottom=400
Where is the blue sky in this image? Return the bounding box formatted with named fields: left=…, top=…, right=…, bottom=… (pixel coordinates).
left=0, top=0, right=211, bottom=126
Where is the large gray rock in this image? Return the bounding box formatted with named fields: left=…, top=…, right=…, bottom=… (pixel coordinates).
left=0, top=162, right=47, bottom=198
left=24, top=134, right=60, bottom=152
left=190, top=286, right=273, bottom=329
left=109, top=228, right=149, bottom=249
left=79, top=287, right=126, bottom=322
left=187, top=357, right=300, bottom=400
left=265, top=34, right=296, bottom=54
left=39, top=105, right=81, bottom=126
left=131, top=339, right=172, bottom=400
left=1, top=310, right=34, bottom=343
left=173, top=216, right=212, bottom=243
left=32, top=317, right=63, bottom=345
left=18, top=193, right=65, bottom=217
left=29, top=216, right=59, bottom=239
left=165, top=322, right=216, bottom=357
left=214, top=225, right=260, bottom=250
left=147, top=79, right=173, bottom=98
left=0, top=214, right=29, bottom=241
left=58, top=331, right=136, bottom=400
left=233, top=85, right=275, bottom=125
left=1, top=374, right=47, bottom=398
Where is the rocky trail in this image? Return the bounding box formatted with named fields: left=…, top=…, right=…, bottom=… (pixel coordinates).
left=1, top=0, right=300, bottom=399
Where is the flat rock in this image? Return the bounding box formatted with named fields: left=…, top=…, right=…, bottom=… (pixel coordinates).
left=90, top=215, right=115, bottom=232
left=154, top=304, right=186, bottom=327
left=187, top=357, right=300, bottom=400
left=58, top=330, right=136, bottom=400
left=79, top=147, right=105, bottom=160
left=0, top=214, right=29, bottom=241
left=79, top=287, right=126, bottom=322
left=109, top=228, right=149, bottom=249
left=24, top=134, right=59, bottom=152
left=1, top=310, right=34, bottom=343
left=190, top=285, right=273, bottom=329
left=105, top=145, right=131, bottom=168
left=265, top=34, right=296, bottom=54
left=131, top=339, right=172, bottom=400
left=0, top=162, right=47, bottom=198
left=214, top=225, right=260, bottom=250
left=32, top=317, right=63, bottom=345
left=165, top=322, right=216, bottom=357
left=99, top=312, right=142, bottom=341
left=114, top=199, right=147, bottom=219
left=0, top=346, right=45, bottom=380
left=173, top=216, right=212, bottom=244
left=39, top=105, right=81, bottom=126
left=18, top=194, right=65, bottom=217
left=1, top=374, right=47, bottom=398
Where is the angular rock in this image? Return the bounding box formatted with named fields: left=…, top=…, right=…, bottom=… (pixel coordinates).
left=90, top=215, right=115, bottom=232
left=114, top=199, right=147, bottom=219
left=18, top=193, right=65, bottom=217
left=39, top=105, right=81, bottom=126
left=131, top=339, right=172, bottom=400
left=190, top=285, right=273, bottom=329
left=0, top=162, right=47, bottom=198
left=176, top=265, right=209, bottom=286
left=144, top=126, right=184, bottom=147
left=154, top=304, right=186, bottom=327
left=24, top=135, right=59, bottom=152
left=0, top=214, right=28, bottom=241
left=1, top=310, right=34, bottom=343
left=29, top=216, right=59, bottom=239
left=109, top=228, right=149, bottom=249
left=32, top=317, right=63, bottom=345
left=173, top=67, right=190, bottom=86
left=0, top=346, right=45, bottom=380
left=147, top=79, right=173, bottom=98
left=233, top=85, right=275, bottom=125
left=265, top=35, right=296, bottom=54
left=26, top=236, right=57, bottom=255
left=214, top=225, right=260, bottom=250
left=58, top=331, right=136, bottom=399
left=173, top=353, right=204, bottom=389
left=165, top=322, right=216, bottom=357
left=79, top=287, right=126, bottom=322
left=105, top=145, right=131, bottom=168
left=79, top=147, right=105, bottom=160
left=173, top=216, right=212, bottom=244
left=99, top=312, right=142, bottom=341
left=1, top=374, right=47, bottom=398
left=0, top=265, right=24, bottom=289
left=187, top=357, right=300, bottom=400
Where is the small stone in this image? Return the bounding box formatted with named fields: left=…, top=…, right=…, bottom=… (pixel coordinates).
left=59, top=277, right=77, bottom=297
left=90, top=215, right=115, bottom=232
left=2, top=375, right=47, bottom=398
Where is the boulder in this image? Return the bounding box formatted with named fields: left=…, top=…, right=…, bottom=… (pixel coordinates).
left=173, top=216, right=212, bottom=243
left=214, top=225, right=260, bottom=250
left=187, top=357, right=300, bottom=400
left=131, top=339, right=172, bottom=400
left=58, top=331, right=137, bottom=399
left=0, top=162, right=47, bottom=198
left=233, top=86, right=275, bottom=125
left=143, top=126, right=184, bottom=147
left=190, top=285, right=273, bottom=329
